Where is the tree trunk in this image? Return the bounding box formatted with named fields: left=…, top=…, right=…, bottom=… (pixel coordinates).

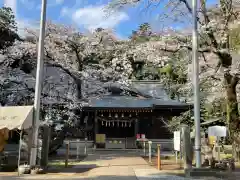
left=224, top=72, right=240, bottom=159
left=76, top=79, right=82, bottom=99
left=224, top=73, right=239, bottom=136
left=46, top=62, right=82, bottom=99
left=76, top=57, right=83, bottom=99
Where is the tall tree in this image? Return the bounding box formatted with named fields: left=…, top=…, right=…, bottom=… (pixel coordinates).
left=130, top=22, right=152, bottom=42
left=110, top=0, right=240, bottom=143
left=0, top=7, right=20, bottom=50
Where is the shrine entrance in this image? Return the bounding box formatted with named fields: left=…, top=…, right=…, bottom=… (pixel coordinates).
left=98, top=119, right=135, bottom=138
left=94, top=110, right=141, bottom=149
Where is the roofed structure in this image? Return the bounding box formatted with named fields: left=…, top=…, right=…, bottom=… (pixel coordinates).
left=83, top=80, right=192, bottom=112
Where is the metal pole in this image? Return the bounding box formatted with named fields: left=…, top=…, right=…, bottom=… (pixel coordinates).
left=143, top=141, right=146, bottom=156
left=29, top=0, right=47, bottom=167
left=18, top=131, right=23, bottom=176
left=148, top=141, right=152, bottom=163
left=192, top=0, right=201, bottom=168
left=84, top=137, right=88, bottom=155
left=76, top=139, right=80, bottom=160
left=157, top=144, right=161, bottom=170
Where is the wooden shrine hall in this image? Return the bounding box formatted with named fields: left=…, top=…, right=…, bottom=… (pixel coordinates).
left=82, top=81, right=192, bottom=149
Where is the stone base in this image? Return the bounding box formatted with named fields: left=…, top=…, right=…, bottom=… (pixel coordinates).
left=185, top=168, right=227, bottom=178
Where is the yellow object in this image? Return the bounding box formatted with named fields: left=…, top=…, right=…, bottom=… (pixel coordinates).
left=0, top=128, right=9, bottom=152
left=96, top=134, right=106, bottom=144
left=208, top=136, right=216, bottom=145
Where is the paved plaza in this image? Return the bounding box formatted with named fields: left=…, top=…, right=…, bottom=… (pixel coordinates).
left=0, top=150, right=223, bottom=180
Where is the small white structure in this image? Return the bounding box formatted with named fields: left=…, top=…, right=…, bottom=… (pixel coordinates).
left=174, top=131, right=181, bottom=151
left=208, top=125, right=227, bottom=161
left=0, top=106, right=34, bottom=175
left=0, top=106, right=34, bottom=130
left=208, top=126, right=227, bottom=137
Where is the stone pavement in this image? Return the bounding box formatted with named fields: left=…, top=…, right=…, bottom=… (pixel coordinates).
left=0, top=150, right=222, bottom=180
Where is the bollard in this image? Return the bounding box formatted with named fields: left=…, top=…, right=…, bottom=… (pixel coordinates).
left=84, top=137, right=88, bottom=155
left=217, top=145, right=220, bottom=162
left=76, top=139, right=80, bottom=160
left=65, top=141, right=69, bottom=168
left=157, top=144, right=161, bottom=170
left=148, top=141, right=152, bottom=163
left=143, top=141, right=146, bottom=156
left=175, top=151, right=178, bottom=164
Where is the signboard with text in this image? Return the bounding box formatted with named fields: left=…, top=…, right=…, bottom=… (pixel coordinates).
left=174, top=131, right=181, bottom=151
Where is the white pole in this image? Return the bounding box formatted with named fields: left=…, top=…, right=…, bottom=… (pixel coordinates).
left=84, top=137, right=88, bottom=155
left=148, top=141, right=152, bottom=163
left=143, top=141, right=146, bottom=156
left=18, top=131, right=23, bottom=176
left=29, top=0, right=47, bottom=167
left=175, top=151, right=178, bottom=164
left=192, top=0, right=201, bottom=168
left=76, top=139, right=80, bottom=160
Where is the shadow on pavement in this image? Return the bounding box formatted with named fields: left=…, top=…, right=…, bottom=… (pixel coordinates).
left=47, top=164, right=98, bottom=174
left=0, top=175, right=138, bottom=180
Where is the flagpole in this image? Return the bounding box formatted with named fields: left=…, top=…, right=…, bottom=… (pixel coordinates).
left=192, top=0, right=201, bottom=168
left=29, top=0, right=47, bottom=167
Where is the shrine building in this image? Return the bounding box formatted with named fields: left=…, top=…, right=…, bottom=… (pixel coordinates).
left=82, top=81, right=192, bottom=149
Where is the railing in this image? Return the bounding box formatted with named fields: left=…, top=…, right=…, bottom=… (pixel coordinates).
left=63, top=139, right=94, bottom=167
left=137, top=139, right=174, bottom=153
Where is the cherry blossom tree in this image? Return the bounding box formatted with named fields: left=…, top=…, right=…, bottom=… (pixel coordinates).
left=0, top=7, right=20, bottom=51
left=109, top=0, right=240, bottom=143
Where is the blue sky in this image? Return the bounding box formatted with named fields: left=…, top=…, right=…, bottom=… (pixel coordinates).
left=1, top=0, right=217, bottom=39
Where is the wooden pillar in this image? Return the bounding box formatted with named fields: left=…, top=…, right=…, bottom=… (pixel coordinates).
left=84, top=115, right=88, bottom=139
left=65, top=141, right=69, bottom=167
left=94, top=111, right=98, bottom=148
left=157, top=144, right=161, bottom=170
left=134, top=119, right=139, bottom=137
left=40, top=125, right=51, bottom=168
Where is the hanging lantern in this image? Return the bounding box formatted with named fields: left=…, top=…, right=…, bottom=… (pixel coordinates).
left=129, top=114, right=132, bottom=118
left=115, top=113, right=118, bottom=118
left=121, top=113, right=124, bottom=118
left=101, top=113, right=103, bottom=117
left=109, top=113, right=111, bottom=117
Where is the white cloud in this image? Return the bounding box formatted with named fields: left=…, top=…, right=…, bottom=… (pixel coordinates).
left=71, top=5, right=129, bottom=31
left=17, top=19, right=39, bottom=37
left=3, top=0, right=17, bottom=15
left=55, top=0, right=64, bottom=5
